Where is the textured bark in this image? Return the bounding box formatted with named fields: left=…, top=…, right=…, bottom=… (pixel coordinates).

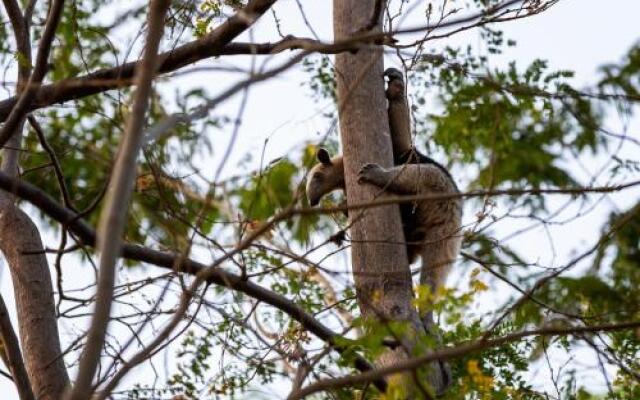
left=333, top=1, right=448, bottom=395
left=0, top=1, right=69, bottom=398
left=334, top=0, right=414, bottom=323
left=333, top=0, right=416, bottom=368
left=0, top=197, right=69, bottom=399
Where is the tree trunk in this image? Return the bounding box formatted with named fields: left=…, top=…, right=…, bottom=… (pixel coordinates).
left=0, top=2, right=69, bottom=395
left=0, top=197, right=69, bottom=399
left=333, top=0, right=415, bottom=326
left=333, top=1, right=448, bottom=396
left=333, top=0, right=417, bottom=390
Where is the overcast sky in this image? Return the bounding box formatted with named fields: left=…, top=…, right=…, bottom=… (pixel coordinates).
left=1, top=0, right=639, bottom=397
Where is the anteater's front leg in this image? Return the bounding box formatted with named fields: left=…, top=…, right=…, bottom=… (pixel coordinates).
left=358, top=163, right=449, bottom=194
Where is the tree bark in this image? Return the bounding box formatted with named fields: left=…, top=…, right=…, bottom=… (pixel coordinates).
left=0, top=1, right=69, bottom=398
left=334, top=0, right=414, bottom=325
left=333, top=1, right=448, bottom=396
left=333, top=0, right=416, bottom=381
left=0, top=197, right=69, bottom=399
left=0, top=294, right=35, bottom=400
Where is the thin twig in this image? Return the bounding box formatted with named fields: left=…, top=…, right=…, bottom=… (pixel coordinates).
left=0, top=0, right=65, bottom=148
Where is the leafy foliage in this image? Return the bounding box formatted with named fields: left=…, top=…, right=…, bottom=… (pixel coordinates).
left=0, top=0, right=639, bottom=399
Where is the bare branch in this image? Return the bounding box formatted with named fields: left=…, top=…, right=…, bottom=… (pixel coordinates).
left=0, top=294, right=35, bottom=400
left=1, top=0, right=29, bottom=68
left=0, top=0, right=65, bottom=149
left=27, top=116, right=76, bottom=211
left=67, top=1, right=170, bottom=398
left=143, top=51, right=308, bottom=145
left=0, top=0, right=548, bottom=122
left=0, top=171, right=383, bottom=394
left=1, top=0, right=31, bottom=176
left=0, top=0, right=279, bottom=122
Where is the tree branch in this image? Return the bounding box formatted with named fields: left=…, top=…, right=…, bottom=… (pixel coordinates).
left=1, top=3, right=69, bottom=399
left=0, top=195, right=69, bottom=398
left=0, top=0, right=541, bottom=123
left=0, top=171, right=383, bottom=391
left=0, top=0, right=279, bottom=122
left=27, top=116, right=76, bottom=211
left=68, top=0, right=170, bottom=398
left=0, top=294, right=35, bottom=400
left=1, top=0, right=29, bottom=68
left=0, top=0, right=65, bottom=149
left=288, top=320, right=640, bottom=400
left=1, top=0, right=32, bottom=176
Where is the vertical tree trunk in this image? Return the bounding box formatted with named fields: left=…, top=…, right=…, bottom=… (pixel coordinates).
left=333, top=1, right=448, bottom=396
left=0, top=1, right=69, bottom=397
left=333, top=0, right=414, bottom=327
left=333, top=0, right=418, bottom=385
left=0, top=200, right=69, bottom=399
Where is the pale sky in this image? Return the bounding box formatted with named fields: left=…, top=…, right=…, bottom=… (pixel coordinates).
left=1, top=0, right=639, bottom=397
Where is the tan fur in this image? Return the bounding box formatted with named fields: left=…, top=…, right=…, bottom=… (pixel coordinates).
left=306, top=152, right=462, bottom=291
left=305, top=153, right=344, bottom=207
left=367, top=163, right=463, bottom=290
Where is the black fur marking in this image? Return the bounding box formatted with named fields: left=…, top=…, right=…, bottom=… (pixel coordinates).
left=394, top=147, right=457, bottom=190
left=394, top=148, right=457, bottom=264
left=400, top=207, right=424, bottom=264
left=329, top=230, right=346, bottom=246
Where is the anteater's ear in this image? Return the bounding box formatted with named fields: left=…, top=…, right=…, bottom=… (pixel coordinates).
left=317, top=148, right=332, bottom=166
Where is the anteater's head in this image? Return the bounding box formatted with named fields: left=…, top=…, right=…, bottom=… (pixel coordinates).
left=305, top=148, right=345, bottom=207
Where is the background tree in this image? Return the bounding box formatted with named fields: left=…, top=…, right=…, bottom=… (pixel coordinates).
left=0, top=0, right=638, bottom=399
